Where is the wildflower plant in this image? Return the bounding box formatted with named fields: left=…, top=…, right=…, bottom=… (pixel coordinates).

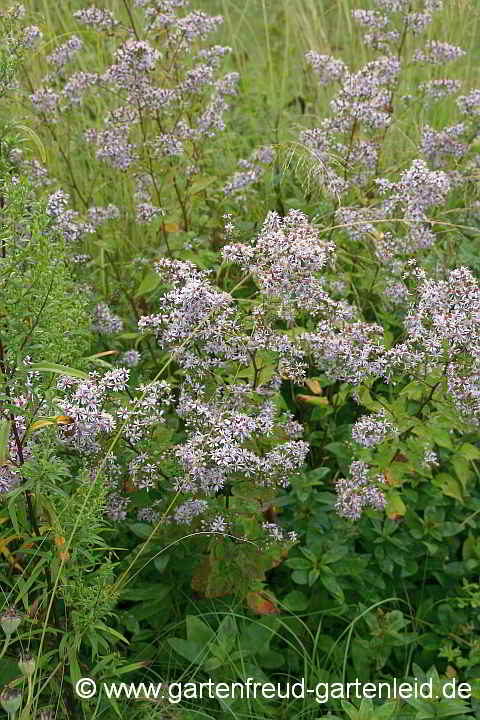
left=22, top=0, right=241, bottom=262
left=2, top=0, right=480, bottom=716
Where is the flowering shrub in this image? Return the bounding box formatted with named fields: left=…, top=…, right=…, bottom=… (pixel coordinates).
left=1, top=0, right=480, bottom=717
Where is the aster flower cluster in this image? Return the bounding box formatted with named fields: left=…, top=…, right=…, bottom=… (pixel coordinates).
left=12, top=0, right=480, bottom=551
left=301, top=0, right=472, bottom=206
left=138, top=259, right=241, bottom=370
left=22, top=25, right=42, bottom=48
left=335, top=461, right=386, bottom=520
left=351, top=410, right=398, bottom=447
left=24, top=0, right=241, bottom=251
left=55, top=372, right=125, bottom=454
left=222, top=209, right=335, bottom=320
left=117, top=379, right=172, bottom=444
left=169, top=381, right=308, bottom=514
left=421, top=123, right=467, bottom=169
left=302, top=321, right=386, bottom=385
left=375, top=159, right=450, bottom=250
left=46, top=189, right=94, bottom=243
left=92, top=302, right=123, bottom=335
left=223, top=145, right=276, bottom=197
left=46, top=36, right=83, bottom=70
left=73, top=6, right=118, bottom=31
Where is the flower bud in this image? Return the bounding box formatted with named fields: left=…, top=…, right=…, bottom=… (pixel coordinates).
left=0, top=688, right=22, bottom=715
left=0, top=608, right=22, bottom=637
left=18, top=652, right=35, bottom=677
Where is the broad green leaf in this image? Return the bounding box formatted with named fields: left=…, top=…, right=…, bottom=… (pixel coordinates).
left=120, top=583, right=170, bottom=602
left=458, top=443, right=480, bottom=460
left=134, top=272, right=161, bottom=297
left=430, top=427, right=453, bottom=450
left=282, top=590, right=309, bottom=612
left=434, top=473, right=464, bottom=503
left=127, top=523, right=153, bottom=539
left=385, top=491, right=406, bottom=518
left=186, top=615, right=215, bottom=646
left=154, top=555, right=169, bottom=573
left=167, top=638, right=204, bottom=664
left=320, top=572, right=345, bottom=602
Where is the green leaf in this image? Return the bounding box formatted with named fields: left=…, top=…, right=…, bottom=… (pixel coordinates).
left=341, top=700, right=359, bottom=720
left=452, top=456, right=472, bottom=490
left=0, top=419, right=10, bottom=465
left=400, top=381, right=424, bottom=401
left=127, top=523, right=154, bottom=539
left=430, top=428, right=453, bottom=450
left=322, top=546, right=349, bottom=564
left=154, top=555, right=169, bottom=573
left=359, top=698, right=374, bottom=720
left=291, top=570, right=308, bottom=585
left=324, top=442, right=352, bottom=466
left=66, top=643, right=82, bottom=686
left=356, top=385, right=383, bottom=410
left=28, top=362, right=88, bottom=380
left=374, top=702, right=398, bottom=720
left=434, top=473, right=464, bottom=503
left=189, top=176, right=217, bottom=194
left=186, top=615, right=215, bottom=646
left=285, top=557, right=311, bottom=570
left=320, top=572, right=345, bottom=602
left=120, top=583, right=171, bottom=602
left=385, top=491, right=406, bottom=518
left=216, top=616, right=237, bottom=646
left=458, top=443, right=480, bottom=461
left=282, top=590, right=309, bottom=612
left=0, top=658, right=21, bottom=685
left=134, top=272, right=161, bottom=297
left=167, top=637, right=205, bottom=664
